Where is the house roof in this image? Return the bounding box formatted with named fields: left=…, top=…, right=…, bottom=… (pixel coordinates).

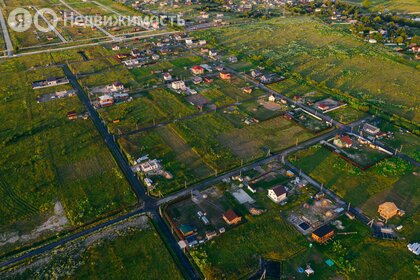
left=340, top=135, right=352, bottom=145
left=318, top=103, right=329, bottom=109
left=378, top=202, right=399, bottom=214
left=192, top=65, right=204, bottom=71
left=223, top=209, right=239, bottom=222
left=179, top=224, right=195, bottom=235
left=271, top=185, right=287, bottom=197
left=312, top=224, right=334, bottom=238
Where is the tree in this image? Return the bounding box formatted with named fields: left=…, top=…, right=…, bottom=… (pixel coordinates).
left=363, top=0, right=370, bottom=8
left=411, top=35, right=420, bottom=45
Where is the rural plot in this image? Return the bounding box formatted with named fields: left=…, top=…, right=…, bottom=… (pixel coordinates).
left=119, top=126, right=213, bottom=195
left=194, top=76, right=257, bottom=107
left=173, top=112, right=240, bottom=172
left=99, top=88, right=198, bottom=134
left=195, top=17, right=420, bottom=122
left=217, top=116, right=313, bottom=160
left=130, top=54, right=204, bottom=86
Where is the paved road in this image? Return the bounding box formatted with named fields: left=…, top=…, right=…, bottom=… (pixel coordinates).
left=0, top=8, right=13, bottom=57
left=32, top=6, right=67, bottom=43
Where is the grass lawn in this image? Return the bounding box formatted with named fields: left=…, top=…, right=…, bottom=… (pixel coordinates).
left=0, top=64, right=135, bottom=254
left=327, top=106, right=368, bottom=124
left=289, top=145, right=419, bottom=219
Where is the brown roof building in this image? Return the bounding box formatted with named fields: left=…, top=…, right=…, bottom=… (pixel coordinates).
left=378, top=202, right=400, bottom=221
left=223, top=209, right=242, bottom=225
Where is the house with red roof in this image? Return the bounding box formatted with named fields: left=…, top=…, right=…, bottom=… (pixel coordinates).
left=333, top=135, right=353, bottom=148
left=191, top=65, right=205, bottom=75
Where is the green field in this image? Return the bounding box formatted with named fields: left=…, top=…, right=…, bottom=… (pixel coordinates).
left=345, top=0, right=420, bottom=13
left=195, top=17, right=420, bottom=123
left=0, top=62, right=135, bottom=254
left=289, top=145, right=419, bottom=219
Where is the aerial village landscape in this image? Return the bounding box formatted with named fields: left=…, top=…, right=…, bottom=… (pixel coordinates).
left=0, top=0, right=419, bottom=279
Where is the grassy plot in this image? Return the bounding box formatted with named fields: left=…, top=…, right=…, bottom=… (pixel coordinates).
left=289, top=145, right=419, bottom=219
left=0, top=65, right=135, bottom=254
left=99, top=88, right=197, bottom=134
left=194, top=76, right=256, bottom=107
left=130, top=54, right=204, bottom=86
left=327, top=106, right=368, bottom=124
left=119, top=126, right=213, bottom=195
left=377, top=121, right=420, bottom=162
left=173, top=112, right=239, bottom=171
left=195, top=17, right=420, bottom=122
left=217, top=115, right=314, bottom=160
left=66, top=222, right=183, bottom=280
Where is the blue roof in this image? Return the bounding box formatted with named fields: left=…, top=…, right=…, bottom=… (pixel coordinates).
left=325, top=259, right=335, bottom=267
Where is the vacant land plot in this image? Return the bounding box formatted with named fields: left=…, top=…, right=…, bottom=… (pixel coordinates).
left=327, top=106, right=368, bottom=124
left=377, top=121, right=420, bottom=162
left=0, top=64, right=135, bottom=255
left=218, top=116, right=313, bottom=160
left=173, top=112, right=239, bottom=171
left=195, top=17, right=420, bottom=122
left=194, top=76, right=258, bottom=107
left=99, top=88, right=197, bottom=134
left=130, top=54, right=204, bottom=86
left=289, top=145, right=419, bottom=219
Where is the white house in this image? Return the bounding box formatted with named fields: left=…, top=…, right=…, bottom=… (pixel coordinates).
left=268, top=94, right=276, bottom=102
left=140, top=160, right=160, bottom=173
left=268, top=185, right=287, bottom=203
left=171, top=80, right=186, bottom=91
left=163, top=72, right=172, bottom=81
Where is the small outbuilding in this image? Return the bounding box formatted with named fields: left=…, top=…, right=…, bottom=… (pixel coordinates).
left=312, top=224, right=334, bottom=243
left=223, top=209, right=242, bottom=225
